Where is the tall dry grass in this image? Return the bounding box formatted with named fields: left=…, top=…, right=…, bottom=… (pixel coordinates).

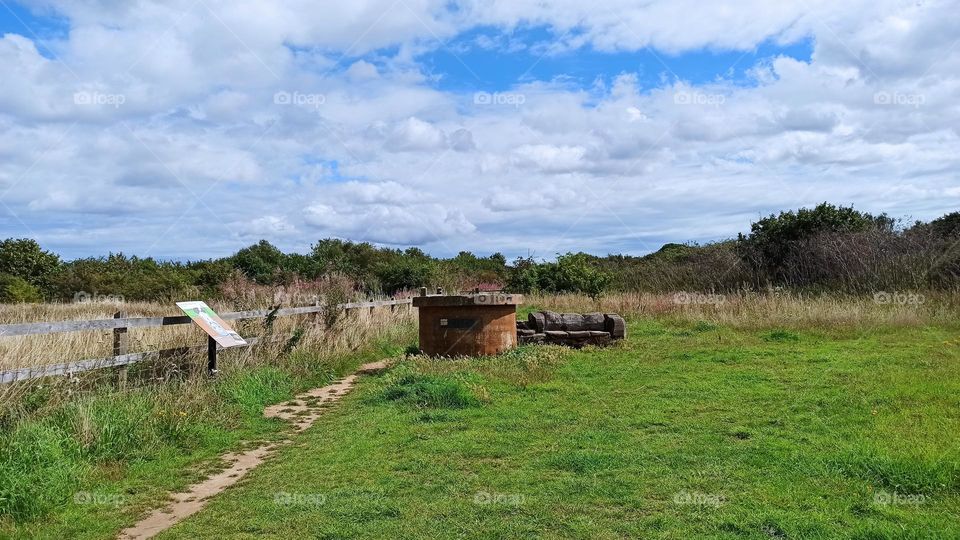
left=526, top=291, right=960, bottom=329
left=1, top=300, right=216, bottom=372
left=0, top=289, right=407, bottom=370
left=0, top=298, right=416, bottom=412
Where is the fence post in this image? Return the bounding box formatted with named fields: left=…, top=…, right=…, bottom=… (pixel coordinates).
left=207, top=336, right=218, bottom=375
left=113, top=311, right=128, bottom=388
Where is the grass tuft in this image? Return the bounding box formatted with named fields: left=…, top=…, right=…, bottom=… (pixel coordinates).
left=692, top=320, right=719, bottom=332
left=378, top=365, right=484, bottom=409
left=762, top=329, right=801, bottom=342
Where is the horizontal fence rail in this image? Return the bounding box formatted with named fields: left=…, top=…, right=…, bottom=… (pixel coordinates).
left=0, top=338, right=263, bottom=384
left=0, top=298, right=413, bottom=384
left=0, top=299, right=411, bottom=338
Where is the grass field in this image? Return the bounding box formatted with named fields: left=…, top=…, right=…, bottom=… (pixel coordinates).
left=155, top=317, right=960, bottom=539
left=3, top=294, right=959, bottom=538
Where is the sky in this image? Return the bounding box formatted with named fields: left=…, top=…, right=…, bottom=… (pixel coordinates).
left=0, top=0, right=957, bottom=261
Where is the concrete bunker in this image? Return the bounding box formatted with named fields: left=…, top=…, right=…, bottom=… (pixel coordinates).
left=413, top=292, right=523, bottom=357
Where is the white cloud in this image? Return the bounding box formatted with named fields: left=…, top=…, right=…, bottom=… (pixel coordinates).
left=0, top=0, right=957, bottom=259
left=240, top=215, right=297, bottom=238
left=512, top=144, right=587, bottom=173
left=383, top=117, right=449, bottom=152
left=346, top=60, right=380, bottom=81
left=304, top=202, right=475, bottom=245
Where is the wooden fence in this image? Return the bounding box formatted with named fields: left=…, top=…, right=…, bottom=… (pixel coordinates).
left=0, top=299, right=413, bottom=384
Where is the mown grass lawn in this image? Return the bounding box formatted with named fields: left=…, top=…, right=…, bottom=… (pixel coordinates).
left=157, top=319, right=960, bottom=538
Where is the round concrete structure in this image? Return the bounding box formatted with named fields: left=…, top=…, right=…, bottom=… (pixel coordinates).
left=413, top=293, right=523, bottom=357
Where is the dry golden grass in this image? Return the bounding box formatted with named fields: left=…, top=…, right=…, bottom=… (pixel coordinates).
left=5, top=290, right=957, bottom=374
left=0, top=299, right=412, bottom=372
left=0, top=299, right=417, bottom=411
left=0, top=304, right=416, bottom=412
left=526, top=291, right=960, bottom=329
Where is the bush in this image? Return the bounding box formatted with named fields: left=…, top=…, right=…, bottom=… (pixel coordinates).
left=508, top=253, right=611, bottom=299
left=51, top=254, right=196, bottom=302
left=610, top=241, right=749, bottom=293
left=0, top=274, right=43, bottom=303
left=375, top=256, right=435, bottom=294
left=230, top=240, right=291, bottom=285
left=740, top=203, right=894, bottom=285
left=927, top=212, right=960, bottom=238
left=0, top=238, right=60, bottom=295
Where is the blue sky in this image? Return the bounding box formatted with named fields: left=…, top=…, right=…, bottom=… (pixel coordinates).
left=0, top=2, right=68, bottom=45
left=0, top=0, right=956, bottom=260
left=416, top=26, right=813, bottom=93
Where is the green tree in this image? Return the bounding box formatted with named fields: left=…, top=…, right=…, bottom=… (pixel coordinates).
left=188, top=259, right=235, bottom=296
left=51, top=253, right=196, bottom=302
left=0, top=238, right=61, bottom=295
left=506, top=253, right=610, bottom=299
left=231, top=240, right=288, bottom=284
left=310, top=239, right=384, bottom=287
left=551, top=252, right=610, bottom=299
left=506, top=256, right=541, bottom=294
left=376, top=256, right=436, bottom=293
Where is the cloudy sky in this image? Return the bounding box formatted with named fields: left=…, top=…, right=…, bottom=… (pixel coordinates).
left=0, top=0, right=957, bottom=260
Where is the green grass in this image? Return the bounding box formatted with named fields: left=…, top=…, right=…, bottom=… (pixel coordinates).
left=377, top=365, right=485, bottom=409
left=0, top=334, right=411, bottom=539
left=153, top=319, right=960, bottom=539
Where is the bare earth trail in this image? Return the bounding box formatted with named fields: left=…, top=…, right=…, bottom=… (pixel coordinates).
left=117, top=361, right=389, bottom=540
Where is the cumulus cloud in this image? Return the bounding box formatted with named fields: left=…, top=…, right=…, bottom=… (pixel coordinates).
left=383, top=117, right=449, bottom=152
left=0, top=0, right=957, bottom=259
left=304, top=202, right=475, bottom=245
left=240, top=215, right=297, bottom=238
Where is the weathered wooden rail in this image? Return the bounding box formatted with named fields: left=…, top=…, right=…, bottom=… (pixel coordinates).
left=0, top=299, right=413, bottom=384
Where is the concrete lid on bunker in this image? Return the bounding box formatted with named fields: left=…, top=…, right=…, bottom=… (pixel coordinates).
left=412, top=293, right=523, bottom=307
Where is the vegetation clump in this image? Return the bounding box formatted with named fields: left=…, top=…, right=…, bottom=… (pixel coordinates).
left=2, top=204, right=959, bottom=302
left=378, top=365, right=484, bottom=409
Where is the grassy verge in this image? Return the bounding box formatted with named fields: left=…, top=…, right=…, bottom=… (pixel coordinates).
left=0, top=317, right=416, bottom=539
left=158, top=318, right=960, bottom=539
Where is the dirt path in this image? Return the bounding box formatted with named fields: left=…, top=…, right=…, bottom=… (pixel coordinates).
left=117, top=361, right=388, bottom=540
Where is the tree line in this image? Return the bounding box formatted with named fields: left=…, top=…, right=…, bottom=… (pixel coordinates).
left=593, top=204, right=960, bottom=294
left=1, top=203, right=958, bottom=303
